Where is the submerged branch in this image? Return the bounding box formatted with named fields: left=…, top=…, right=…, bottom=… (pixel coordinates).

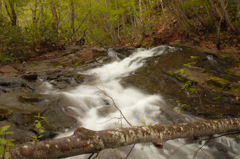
left=4, top=117, right=240, bottom=159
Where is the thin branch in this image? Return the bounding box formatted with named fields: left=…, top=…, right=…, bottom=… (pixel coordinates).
left=60, top=10, right=92, bottom=49
left=193, top=136, right=211, bottom=159
left=86, top=80, right=132, bottom=127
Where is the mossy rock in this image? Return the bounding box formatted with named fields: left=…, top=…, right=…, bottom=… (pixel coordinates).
left=52, top=62, right=61, bottom=67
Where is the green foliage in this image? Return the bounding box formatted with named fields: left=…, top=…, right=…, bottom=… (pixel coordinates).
left=232, top=88, right=240, bottom=92
left=183, top=62, right=197, bottom=67
left=189, top=88, right=197, bottom=94
left=0, top=125, right=15, bottom=156
left=31, top=113, right=45, bottom=143
left=178, top=69, right=189, bottom=74
left=167, top=71, right=173, bottom=75
left=190, top=56, right=198, bottom=60
left=181, top=81, right=192, bottom=89
left=173, top=107, right=182, bottom=115
left=181, top=80, right=198, bottom=94
left=212, top=95, right=221, bottom=100
left=176, top=101, right=190, bottom=109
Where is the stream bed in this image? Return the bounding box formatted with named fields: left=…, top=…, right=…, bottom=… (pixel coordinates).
left=41, top=46, right=240, bottom=159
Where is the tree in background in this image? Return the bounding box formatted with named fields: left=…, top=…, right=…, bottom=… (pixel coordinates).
left=0, top=0, right=240, bottom=63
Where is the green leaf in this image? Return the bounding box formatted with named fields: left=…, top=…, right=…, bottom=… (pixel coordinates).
left=7, top=142, right=14, bottom=147
left=0, top=125, right=10, bottom=134
left=35, top=122, right=41, bottom=129
left=38, top=135, right=43, bottom=138
left=39, top=129, right=44, bottom=133
left=8, top=139, right=15, bottom=142
left=0, top=146, right=5, bottom=155
left=4, top=131, right=14, bottom=135
left=0, top=138, right=7, bottom=145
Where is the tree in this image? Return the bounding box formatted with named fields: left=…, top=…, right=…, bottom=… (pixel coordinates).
left=39, top=0, right=44, bottom=29
left=49, top=0, right=58, bottom=31
left=4, top=0, right=17, bottom=26
left=3, top=117, right=240, bottom=159
left=69, top=0, right=74, bottom=42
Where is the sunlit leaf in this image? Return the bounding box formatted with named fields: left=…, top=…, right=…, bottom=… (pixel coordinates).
left=36, top=122, right=41, bottom=129
left=0, top=138, right=7, bottom=145
left=0, top=146, right=5, bottom=155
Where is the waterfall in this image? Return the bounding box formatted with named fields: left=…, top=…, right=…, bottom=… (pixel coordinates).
left=43, top=46, right=240, bottom=159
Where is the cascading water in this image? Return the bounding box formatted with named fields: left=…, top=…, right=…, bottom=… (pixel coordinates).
left=43, top=46, right=240, bottom=159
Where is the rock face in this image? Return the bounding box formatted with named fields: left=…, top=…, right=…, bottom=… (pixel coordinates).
left=123, top=44, right=240, bottom=118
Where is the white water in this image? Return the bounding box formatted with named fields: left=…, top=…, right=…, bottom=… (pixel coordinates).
left=43, top=46, right=240, bottom=159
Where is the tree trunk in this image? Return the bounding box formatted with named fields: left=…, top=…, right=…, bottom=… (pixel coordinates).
left=237, top=0, right=240, bottom=10
left=160, top=0, right=170, bottom=25
left=0, top=1, right=2, bottom=15
left=217, top=0, right=229, bottom=49
left=5, top=0, right=17, bottom=26
left=49, top=1, right=58, bottom=31
left=32, top=0, right=38, bottom=24
left=39, top=0, right=44, bottom=29
left=70, top=0, right=75, bottom=42
left=189, top=1, right=206, bottom=28
left=219, top=0, right=239, bottom=33
left=163, top=0, right=191, bottom=35
left=208, top=0, right=221, bottom=20
left=139, top=0, right=143, bottom=29
left=5, top=117, right=240, bottom=159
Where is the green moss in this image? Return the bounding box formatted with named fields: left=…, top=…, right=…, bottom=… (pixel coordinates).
left=232, top=88, right=240, bottom=92
left=235, top=74, right=240, bottom=76
left=178, top=69, right=189, bottom=74
left=190, top=56, right=199, bottom=60
left=210, top=76, right=229, bottom=84
left=212, top=95, right=221, bottom=100
left=220, top=52, right=235, bottom=55
left=208, top=84, right=221, bottom=90
left=175, top=75, right=184, bottom=81
left=52, top=62, right=61, bottom=67
left=186, top=48, right=191, bottom=50
left=19, top=96, right=39, bottom=103
left=189, top=88, right=197, bottom=93
left=181, top=81, right=192, bottom=89
left=183, top=61, right=197, bottom=67
left=224, top=70, right=233, bottom=75
left=167, top=71, right=173, bottom=75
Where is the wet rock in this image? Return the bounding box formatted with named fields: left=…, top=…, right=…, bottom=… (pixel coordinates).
left=112, top=47, right=137, bottom=57
left=22, top=74, right=38, bottom=81
left=42, top=108, right=77, bottom=132
left=122, top=46, right=240, bottom=118
left=0, top=65, right=18, bottom=74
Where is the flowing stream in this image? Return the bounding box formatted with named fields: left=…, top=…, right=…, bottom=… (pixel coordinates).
left=44, top=46, right=240, bottom=159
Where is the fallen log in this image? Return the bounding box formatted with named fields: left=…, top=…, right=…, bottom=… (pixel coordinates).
left=4, top=117, right=240, bottom=159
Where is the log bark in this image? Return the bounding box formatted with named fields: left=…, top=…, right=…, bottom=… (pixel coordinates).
left=4, top=117, right=240, bottom=159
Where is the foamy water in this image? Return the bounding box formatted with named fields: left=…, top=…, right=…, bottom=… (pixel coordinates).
left=42, top=46, right=240, bottom=159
